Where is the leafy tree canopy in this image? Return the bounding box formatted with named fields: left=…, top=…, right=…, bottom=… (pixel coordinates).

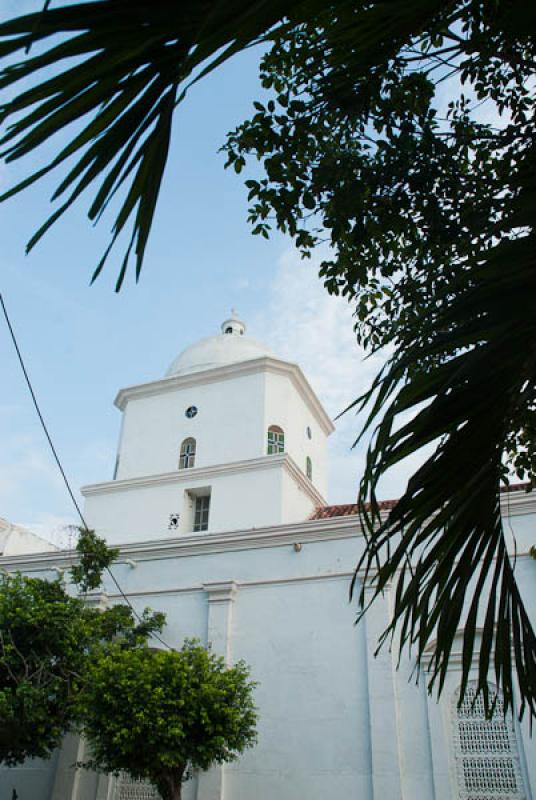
left=70, top=527, right=119, bottom=592
left=0, top=530, right=164, bottom=766
left=223, top=2, right=536, bottom=719
left=75, top=640, right=258, bottom=800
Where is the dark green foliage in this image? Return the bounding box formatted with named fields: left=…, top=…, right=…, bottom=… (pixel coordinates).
left=0, top=572, right=164, bottom=765
left=0, top=574, right=89, bottom=764
left=75, top=640, right=258, bottom=800
left=0, top=0, right=315, bottom=289
left=70, top=527, right=119, bottom=592
left=223, top=2, right=536, bottom=718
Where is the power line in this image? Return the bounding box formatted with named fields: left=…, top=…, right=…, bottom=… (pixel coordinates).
left=0, top=292, right=173, bottom=651
left=1, top=293, right=86, bottom=526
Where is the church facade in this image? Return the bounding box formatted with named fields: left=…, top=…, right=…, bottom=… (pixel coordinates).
left=1, top=314, right=535, bottom=800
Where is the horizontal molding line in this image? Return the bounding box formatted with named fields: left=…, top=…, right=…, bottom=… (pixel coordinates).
left=2, top=493, right=535, bottom=570
left=2, top=529, right=362, bottom=574
left=114, top=356, right=335, bottom=435
left=82, top=453, right=289, bottom=495
left=101, top=570, right=355, bottom=600
left=81, top=452, right=326, bottom=507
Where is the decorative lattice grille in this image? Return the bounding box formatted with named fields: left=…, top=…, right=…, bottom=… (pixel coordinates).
left=113, top=773, right=161, bottom=800
left=452, top=684, right=526, bottom=799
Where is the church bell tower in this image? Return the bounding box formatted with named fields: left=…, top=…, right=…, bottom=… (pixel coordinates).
left=82, top=314, right=334, bottom=544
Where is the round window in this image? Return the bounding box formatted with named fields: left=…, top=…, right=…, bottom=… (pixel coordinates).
left=185, top=406, right=198, bottom=419
left=306, top=426, right=312, bottom=440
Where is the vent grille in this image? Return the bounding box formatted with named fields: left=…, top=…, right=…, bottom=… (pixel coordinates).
left=113, top=773, right=160, bottom=800
left=452, top=685, right=526, bottom=799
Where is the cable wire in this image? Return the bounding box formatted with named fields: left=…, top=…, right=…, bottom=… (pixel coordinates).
left=0, top=292, right=173, bottom=650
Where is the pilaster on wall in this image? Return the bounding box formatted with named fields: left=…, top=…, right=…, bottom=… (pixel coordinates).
left=51, top=735, right=99, bottom=800
left=392, top=647, right=436, bottom=799
left=196, top=581, right=237, bottom=800
left=204, top=580, right=237, bottom=660
left=363, top=587, right=402, bottom=799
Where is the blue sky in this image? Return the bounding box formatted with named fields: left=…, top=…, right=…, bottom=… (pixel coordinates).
left=0, top=1, right=422, bottom=544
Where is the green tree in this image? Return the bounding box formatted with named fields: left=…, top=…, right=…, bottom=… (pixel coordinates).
left=0, top=0, right=534, bottom=718
left=223, top=5, right=536, bottom=720
left=75, top=640, right=258, bottom=800
left=0, top=530, right=164, bottom=765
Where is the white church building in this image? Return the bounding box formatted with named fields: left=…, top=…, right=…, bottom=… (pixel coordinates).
left=1, top=313, right=535, bottom=800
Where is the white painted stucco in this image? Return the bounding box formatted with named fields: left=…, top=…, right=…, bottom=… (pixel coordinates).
left=1, top=317, right=534, bottom=800
left=0, top=518, right=57, bottom=556
left=82, top=322, right=332, bottom=543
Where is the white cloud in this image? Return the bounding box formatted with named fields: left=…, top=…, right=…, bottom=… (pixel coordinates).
left=254, top=247, right=428, bottom=503
left=0, top=427, right=78, bottom=544
left=0, top=445, right=64, bottom=500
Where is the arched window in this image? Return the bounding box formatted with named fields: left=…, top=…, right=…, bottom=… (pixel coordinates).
left=306, top=456, right=312, bottom=480
left=267, top=425, right=285, bottom=455
left=179, top=437, right=196, bottom=469
left=451, top=682, right=526, bottom=800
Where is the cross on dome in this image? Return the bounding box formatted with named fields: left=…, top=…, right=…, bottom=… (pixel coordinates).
left=221, top=310, right=246, bottom=336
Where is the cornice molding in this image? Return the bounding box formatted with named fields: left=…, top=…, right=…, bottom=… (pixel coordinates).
left=82, top=454, right=288, bottom=495
left=80, top=453, right=326, bottom=507
left=105, top=571, right=353, bottom=601
left=203, top=580, right=237, bottom=604
left=499, top=486, right=536, bottom=516
left=282, top=454, right=327, bottom=506
left=0, top=514, right=363, bottom=572
left=3, top=488, right=534, bottom=572
left=114, top=356, right=335, bottom=436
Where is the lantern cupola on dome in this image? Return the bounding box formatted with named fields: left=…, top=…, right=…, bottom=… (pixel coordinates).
left=165, top=312, right=274, bottom=377
left=221, top=309, right=246, bottom=336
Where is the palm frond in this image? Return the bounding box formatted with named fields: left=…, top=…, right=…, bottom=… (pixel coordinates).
left=0, top=0, right=315, bottom=287
left=352, top=191, right=536, bottom=719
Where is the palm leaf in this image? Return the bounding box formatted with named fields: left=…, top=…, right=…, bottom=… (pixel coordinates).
left=352, top=174, right=536, bottom=719
left=0, top=0, right=326, bottom=287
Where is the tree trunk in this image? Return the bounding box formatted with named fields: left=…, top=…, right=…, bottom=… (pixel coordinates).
left=156, top=770, right=184, bottom=800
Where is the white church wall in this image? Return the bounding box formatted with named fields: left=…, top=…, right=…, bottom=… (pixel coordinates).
left=361, top=587, right=404, bottom=798
left=116, top=371, right=266, bottom=480
left=1, top=508, right=535, bottom=800
left=104, top=528, right=360, bottom=600
left=263, top=370, right=328, bottom=498
left=83, top=461, right=290, bottom=544
left=391, top=649, right=437, bottom=799
left=83, top=451, right=325, bottom=545
left=226, top=577, right=373, bottom=800
left=0, top=751, right=60, bottom=800
left=281, top=468, right=320, bottom=523
left=100, top=535, right=374, bottom=800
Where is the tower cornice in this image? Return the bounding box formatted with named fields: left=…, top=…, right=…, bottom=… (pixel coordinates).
left=114, top=356, right=335, bottom=436
left=81, top=452, right=327, bottom=507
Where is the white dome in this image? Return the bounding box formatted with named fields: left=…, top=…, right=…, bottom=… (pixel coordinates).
left=166, top=315, right=275, bottom=377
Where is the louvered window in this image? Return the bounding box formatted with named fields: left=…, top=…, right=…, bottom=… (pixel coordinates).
left=113, top=773, right=160, bottom=800
left=452, top=683, right=526, bottom=800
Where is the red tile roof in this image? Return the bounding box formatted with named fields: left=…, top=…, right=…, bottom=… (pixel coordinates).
left=500, top=481, right=532, bottom=494
left=309, top=499, right=397, bottom=520
left=310, top=482, right=532, bottom=520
